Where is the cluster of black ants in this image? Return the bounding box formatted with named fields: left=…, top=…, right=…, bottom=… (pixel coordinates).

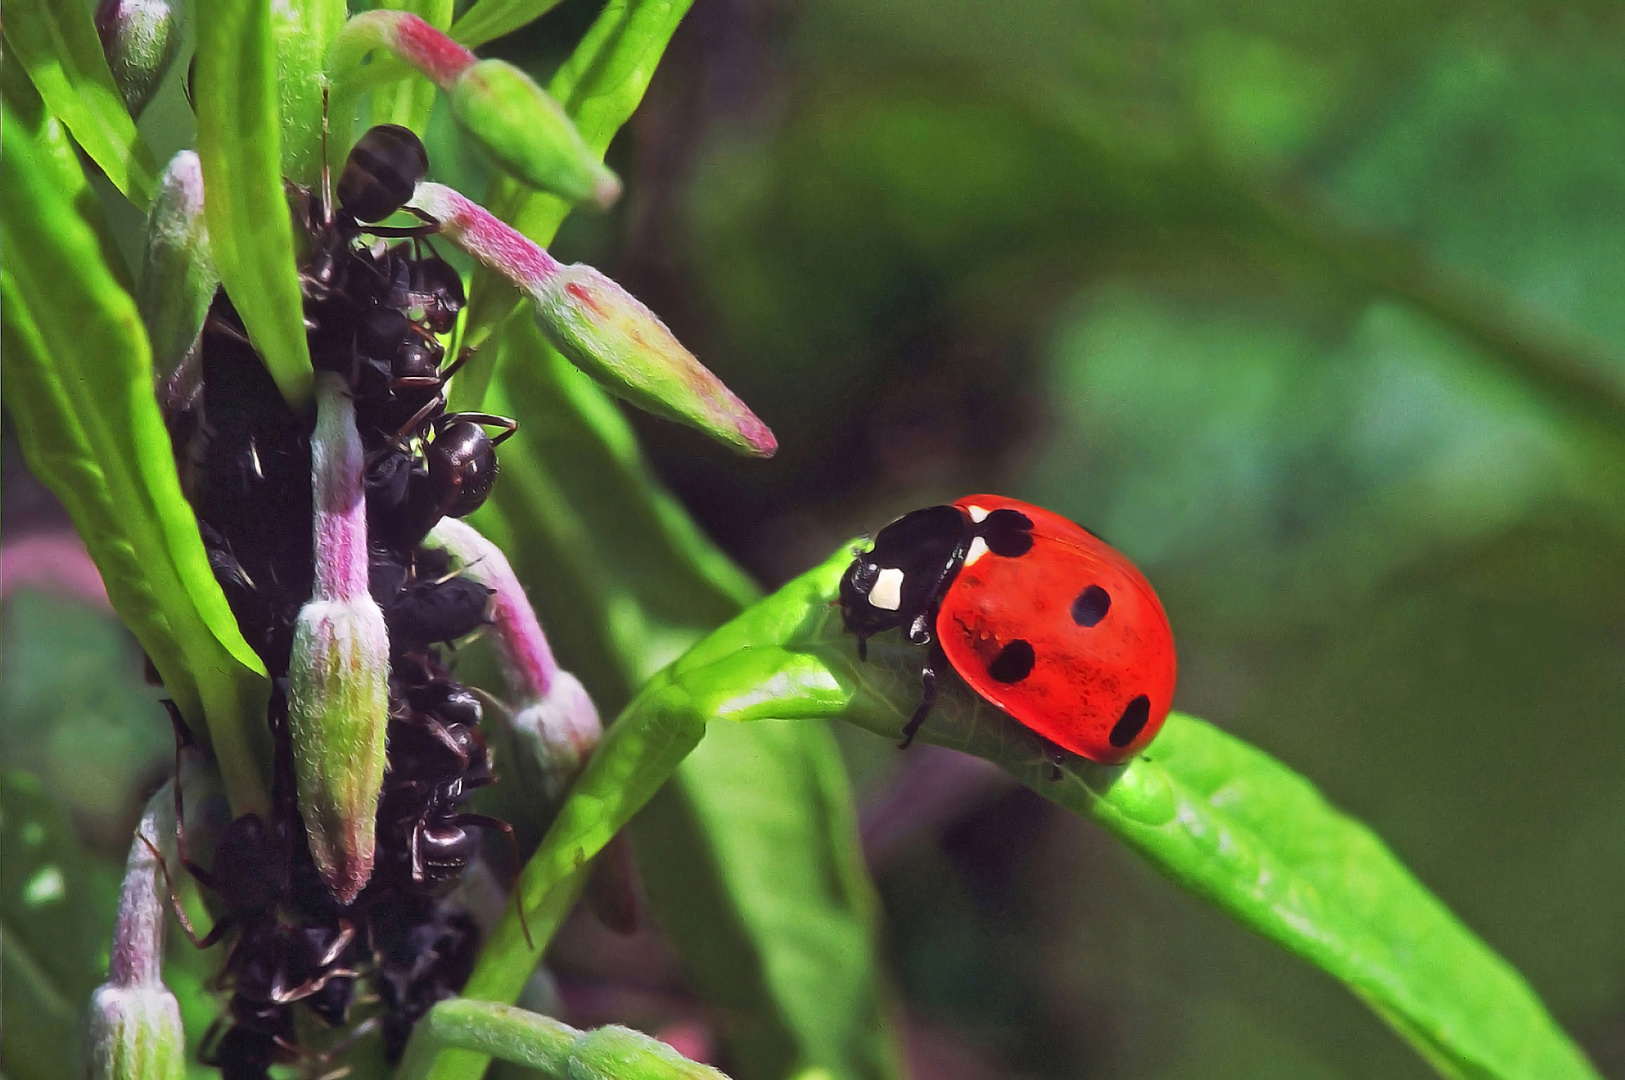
left=158, top=126, right=531, bottom=1078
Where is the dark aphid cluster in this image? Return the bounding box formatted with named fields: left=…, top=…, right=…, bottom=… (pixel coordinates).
left=163, top=125, right=520, bottom=1076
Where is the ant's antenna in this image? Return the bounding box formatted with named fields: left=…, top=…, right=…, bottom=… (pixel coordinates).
left=320, top=84, right=333, bottom=226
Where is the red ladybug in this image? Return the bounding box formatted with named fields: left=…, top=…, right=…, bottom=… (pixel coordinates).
left=839, top=495, right=1176, bottom=764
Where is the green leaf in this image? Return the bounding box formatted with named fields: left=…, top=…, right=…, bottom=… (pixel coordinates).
left=195, top=0, right=315, bottom=410
left=453, top=0, right=695, bottom=409
left=448, top=0, right=568, bottom=52
left=367, top=0, right=455, bottom=137
left=272, top=0, right=348, bottom=186
left=0, top=771, right=121, bottom=1080
left=632, top=545, right=1599, bottom=1080
left=1, top=114, right=273, bottom=816
left=1, top=0, right=159, bottom=204
left=399, top=999, right=728, bottom=1080
left=632, top=722, right=903, bottom=1080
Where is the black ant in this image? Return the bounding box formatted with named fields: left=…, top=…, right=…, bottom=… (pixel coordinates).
left=147, top=705, right=362, bottom=1054
left=365, top=405, right=515, bottom=550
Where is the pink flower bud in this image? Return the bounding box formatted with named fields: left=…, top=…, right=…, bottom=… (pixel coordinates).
left=409, top=183, right=777, bottom=458
left=287, top=375, right=389, bottom=903
left=96, top=0, right=180, bottom=117
left=424, top=519, right=601, bottom=799
left=328, top=14, right=616, bottom=207
left=84, top=788, right=186, bottom=1080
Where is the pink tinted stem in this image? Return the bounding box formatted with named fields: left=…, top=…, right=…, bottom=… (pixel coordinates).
left=426, top=518, right=559, bottom=696
left=311, top=374, right=369, bottom=601
left=408, top=183, right=562, bottom=293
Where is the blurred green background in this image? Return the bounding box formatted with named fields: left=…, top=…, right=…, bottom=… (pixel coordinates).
left=7, top=0, right=1625, bottom=1077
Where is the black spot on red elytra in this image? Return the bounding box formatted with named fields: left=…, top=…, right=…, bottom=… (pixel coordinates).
left=980, top=509, right=1034, bottom=557
left=1071, top=584, right=1110, bottom=627
left=986, top=639, right=1035, bottom=682
left=1110, top=695, right=1150, bottom=747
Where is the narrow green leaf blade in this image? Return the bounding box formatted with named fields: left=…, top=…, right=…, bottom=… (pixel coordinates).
left=195, top=0, right=315, bottom=410
left=448, top=0, right=567, bottom=51
left=1, top=0, right=159, bottom=203
left=450, top=323, right=898, bottom=1080
left=271, top=0, right=348, bottom=186
left=1, top=272, right=200, bottom=725
left=633, top=722, right=903, bottom=1080
left=643, top=546, right=1599, bottom=1080
left=1, top=113, right=273, bottom=813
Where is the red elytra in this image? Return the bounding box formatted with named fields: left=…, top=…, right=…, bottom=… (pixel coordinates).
left=838, top=494, right=1176, bottom=764
left=938, top=496, right=1176, bottom=764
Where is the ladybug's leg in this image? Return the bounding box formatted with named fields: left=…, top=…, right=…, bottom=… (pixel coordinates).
left=898, top=643, right=946, bottom=750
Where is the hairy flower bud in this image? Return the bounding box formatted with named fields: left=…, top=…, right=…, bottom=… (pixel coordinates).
left=409, top=183, right=777, bottom=457
left=531, top=265, right=777, bottom=457
left=139, top=151, right=216, bottom=413
left=425, top=518, right=601, bottom=800
left=448, top=60, right=619, bottom=209
left=328, top=13, right=617, bottom=207
left=84, top=985, right=186, bottom=1080
left=288, top=374, right=390, bottom=903
left=83, top=787, right=185, bottom=1080
left=96, top=0, right=180, bottom=117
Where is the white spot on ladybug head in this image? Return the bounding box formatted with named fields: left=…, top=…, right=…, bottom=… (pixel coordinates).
left=868, top=567, right=904, bottom=611
left=966, top=505, right=989, bottom=523
left=963, top=536, right=989, bottom=567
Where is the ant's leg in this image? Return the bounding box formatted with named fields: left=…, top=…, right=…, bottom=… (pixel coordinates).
left=454, top=813, right=534, bottom=950
left=897, top=644, right=946, bottom=750
left=161, top=703, right=216, bottom=888
left=363, top=222, right=441, bottom=239
left=408, top=713, right=472, bottom=770
left=137, top=834, right=233, bottom=949
left=409, top=815, right=428, bottom=883
left=197, top=1016, right=230, bottom=1067
left=319, top=85, right=333, bottom=226
left=317, top=1016, right=380, bottom=1074
left=394, top=393, right=448, bottom=442
left=443, top=411, right=518, bottom=446
left=438, top=346, right=476, bottom=382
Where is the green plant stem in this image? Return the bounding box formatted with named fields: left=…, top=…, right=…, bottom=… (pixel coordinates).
left=397, top=999, right=728, bottom=1080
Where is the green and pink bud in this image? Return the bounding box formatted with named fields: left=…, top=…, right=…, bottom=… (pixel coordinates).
left=83, top=787, right=186, bottom=1080
left=96, top=0, right=180, bottom=117
left=139, top=151, right=216, bottom=413
left=328, top=12, right=617, bottom=207
left=287, top=374, right=390, bottom=903
left=409, top=183, right=777, bottom=458
left=425, top=519, right=600, bottom=800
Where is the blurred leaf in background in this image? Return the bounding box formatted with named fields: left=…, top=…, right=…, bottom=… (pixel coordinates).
left=595, top=0, right=1625, bottom=1077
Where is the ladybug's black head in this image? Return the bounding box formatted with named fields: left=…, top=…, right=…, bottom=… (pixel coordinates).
left=839, top=504, right=971, bottom=646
